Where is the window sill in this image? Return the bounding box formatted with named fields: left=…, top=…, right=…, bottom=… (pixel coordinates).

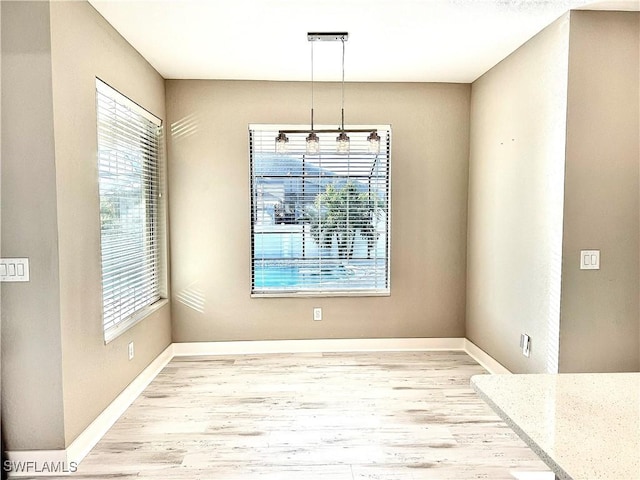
left=104, top=298, right=169, bottom=344
left=251, top=291, right=390, bottom=298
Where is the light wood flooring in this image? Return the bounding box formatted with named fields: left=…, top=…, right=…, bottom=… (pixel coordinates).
left=26, top=351, right=550, bottom=479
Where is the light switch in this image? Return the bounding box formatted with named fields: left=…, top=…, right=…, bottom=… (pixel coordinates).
left=580, top=250, right=600, bottom=270
left=0, top=258, right=30, bottom=282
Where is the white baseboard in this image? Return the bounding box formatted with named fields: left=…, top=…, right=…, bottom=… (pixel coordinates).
left=5, top=344, right=174, bottom=478
left=66, top=344, right=174, bottom=463
left=464, top=339, right=511, bottom=374
left=173, top=337, right=466, bottom=356
left=7, top=338, right=509, bottom=477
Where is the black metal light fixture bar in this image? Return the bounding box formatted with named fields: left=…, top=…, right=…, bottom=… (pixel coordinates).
left=275, top=31, right=381, bottom=154
left=278, top=128, right=377, bottom=135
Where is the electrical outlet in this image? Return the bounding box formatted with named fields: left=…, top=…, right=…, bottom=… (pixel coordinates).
left=128, top=342, right=134, bottom=360
left=313, top=307, right=322, bottom=321
left=520, top=334, right=530, bottom=358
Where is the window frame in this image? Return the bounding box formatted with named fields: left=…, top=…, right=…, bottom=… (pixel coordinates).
left=95, top=78, right=167, bottom=343
left=249, top=124, right=392, bottom=298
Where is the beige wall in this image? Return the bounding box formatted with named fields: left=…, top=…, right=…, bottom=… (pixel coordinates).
left=1, top=1, right=66, bottom=450
left=49, top=1, right=172, bottom=445
left=559, top=11, right=640, bottom=373
left=466, top=15, right=570, bottom=373
left=467, top=10, right=640, bottom=374
left=1, top=0, right=172, bottom=452
left=166, top=81, right=470, bottom=342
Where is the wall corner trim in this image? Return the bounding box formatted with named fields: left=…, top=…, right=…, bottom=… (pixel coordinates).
left=5, top=338, right=509, bottom=476
left=464, top=339, right=511, bottom=374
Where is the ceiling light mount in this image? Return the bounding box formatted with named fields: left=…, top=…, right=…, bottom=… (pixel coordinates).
left=307, top=32, right=349, bottom=42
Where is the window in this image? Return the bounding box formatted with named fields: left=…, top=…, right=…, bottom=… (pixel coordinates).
left=96, top=79, right=164, bottom=341
left=250, top=125, right=391, bottom=296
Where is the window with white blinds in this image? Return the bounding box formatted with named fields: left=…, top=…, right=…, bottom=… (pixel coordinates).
left=96, top=79, right=163, bottom=340
left=250, top=125, right=391, bottom=296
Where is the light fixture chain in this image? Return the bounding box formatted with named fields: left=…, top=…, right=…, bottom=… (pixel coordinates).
left=311, top=40, right=314, bottom=131
left=341, top=37, right=345, bottom=130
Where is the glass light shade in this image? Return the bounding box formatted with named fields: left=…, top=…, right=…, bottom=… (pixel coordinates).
left=275, top=132, right=289, bottom=153
left=306, top=132, right=320, bottom=154
left=336, top=132, right=350, bottom=153
left=367, top=131, right=380, bottom=154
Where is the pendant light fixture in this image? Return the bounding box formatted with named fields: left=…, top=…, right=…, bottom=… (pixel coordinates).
left=275, top=132, right=289, bottom=153
left=336, top=35, right=350, bottom=153
left=306, top=36, right=319, bottom=154
left=367, top=131, right=381, bottom=154
left=275, top=32, right=380, bottom=155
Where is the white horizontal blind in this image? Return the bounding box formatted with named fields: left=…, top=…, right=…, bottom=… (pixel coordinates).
left=96, top=79, right=162, bottom=336
left=250, top=125, right=391, bottom=295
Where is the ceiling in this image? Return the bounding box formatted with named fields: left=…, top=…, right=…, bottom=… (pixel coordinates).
left=88, top=0, right=639, bottom=83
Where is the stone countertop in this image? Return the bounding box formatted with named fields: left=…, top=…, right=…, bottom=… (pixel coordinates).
left=471, top=373, right=640, bottom=480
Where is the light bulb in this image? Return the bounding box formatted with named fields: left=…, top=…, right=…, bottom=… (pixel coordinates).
left=275, top=132, right=289, bottom=153
left=336, top=132, right=350, bottom=153
left=367, top=131, right=380, bottom=154
left=306, top=132, right=320, bottom=154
